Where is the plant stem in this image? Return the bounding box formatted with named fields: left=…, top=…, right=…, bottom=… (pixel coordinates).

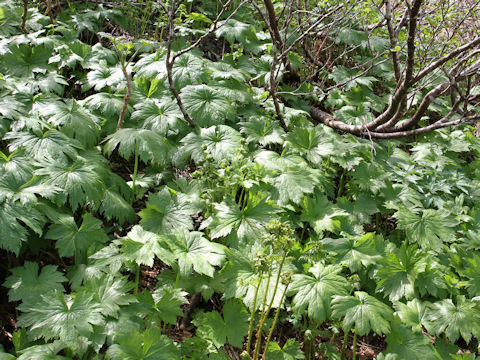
left=242, top=189, right=249, bottom=209
left=329, top=332, right=336, bottom=343
left=134, top=263, right=140, bottom=295
left=238, top=186, right=245, bottom=206
left=337, top=169, right=345, bottom=199
left=341, top=330, right=348, bottom=359
left=253, top=254, right=287, bottom=360
left=247, top=272, right=263, bottom=353
left=175, top=270, right=181, bottom=288
left=299, top=225, right=306, bottom=241
left=252, top=269, right=272, bottom=359
left=352, top=332, right=357, bottom=360
left=261, top=282, right=289, bottom=360
left=131, top=151, right=139, bottom=205
left=117, top=56, right=131, bottom=131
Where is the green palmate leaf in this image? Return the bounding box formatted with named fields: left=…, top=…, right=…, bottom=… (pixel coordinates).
left=423, top=296, right=480, bottom=343
left=138, top=187, right=200, bottom=234
left=415, top=261, right=447, bottom=298
left=300, top=191, right=348, bottom=236
left=160, top=229, right=226, bottom=277
left=179, top=125, right=243, bottom=162
left=322, top=233, right=383, bottom=272
left=271, top=165, right=319, bottom=205
left=39, top=99, right=100, bottom=147
left=131, top=99, right=183, bottom=136
left=82, top=275, right=136, bottom=318
left=84, top=61, right=125, bottom=91
left=286, top=127, right=335, bottom=163
left=213, top=79, right=253, bottom=104
left=83, top=92, right=128, bottom=120
left=17, top=290, right=104, bottom=343
left=331, top=291, right=393, bottom=335
left=106, top=328, right=180, bottom=360
left=335, top=28, right=368, bottom=45
left=394, top=206, right=455, bottom=250
left=384, top=318, right=435, bottom=360
left=193, top=300, right=249, bottom=348
left=288, top=263, right=351, bottom=324
left=456, top=253, right=480, bottom=297
left=89, top=243, right=124, bottom=276
left=150, top=285, right=189, bottom=325
left=431, top=338, right=461, bottom=360
left=100, top=188, right=135, bottom=224
left=207, top=61, right=248, bottom=82
left=375, top=243, right=426, bottom=302
left=34, top=156, right=106, bottom=211
left=0, top=172, right=60, bottom=205
left=50, top=40, right=91, bottom=69
left=207, top=197, right=279, bottom=241
left=1, top=44, right=52, bottom=77
left=15, top=341, right=69, bottom=360
left=132, top=51, right=165, bottom=79
left=181, top=85, right=235, bottom=127
left=0, top=200, right=46, bottom=254
left=103, top=128, right=168, bottom=164
left=118, top=225, right=174, bottom=267
left=239, top=116, right=285, bottom=146
left=0, top=151, right=32, bottom=178
left=67, top=11, right=100, bottom=33
left=265, top=339, right=305, bottom=360
left=5, top=129, right=83, bottom=161
left=0, top=95, right=26, bottom=121
left=132, top=76, right=167, bottom=102
left=215, top=19, right=255, bottom=44
left=171, top=53, right=205, bottom=89
left=220, top=245, right=287, bottom=310
left=3, top=261, right=66, bottom=304
left=255, top=149, right=309, bottom=171
left=45, top=213, right=108, bottom=259
left=393, top=299, right=427, bottom=332
left=336, top=194, right=379, bottom=224
left=35, top=71, right=68, bottom=95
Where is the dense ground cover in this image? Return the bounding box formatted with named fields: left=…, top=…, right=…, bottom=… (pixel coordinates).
left=0, top=0, right=480, bottom=359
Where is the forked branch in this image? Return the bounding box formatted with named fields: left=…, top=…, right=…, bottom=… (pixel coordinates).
left=307, top=0, right=480, bottom=138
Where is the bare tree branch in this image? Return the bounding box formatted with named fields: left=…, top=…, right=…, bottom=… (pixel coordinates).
left=116, top=61, right=131, bottom=131
left=21, top=0, right=29, bottom=33
left=164, top=0, right=196, bottom=127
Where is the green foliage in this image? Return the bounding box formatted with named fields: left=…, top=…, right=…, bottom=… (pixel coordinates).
left=138, top=187, right=200, bottom=234
left=375, top=243, right=426, bottom=301
left=103, top=128, right=168, bottom=164
left=160, top=229, right=226, bottom=277
left=106, top=329, right=180, bottom=360
left=424, top=296, right=480, bottom=343
left=17, top=290, right=104, bottom=343
left=288, top=263, right=351, bottom=324
left=383, top=318, right=436, bottom=360
left=265, top=339, right=305, bottom=360
left=0, top=1, right=479, bottom=359
left=207, top=197, right=279, bottom=242
left=193, top=300, right=249, bottom=348
left=4, top=261, right=66, bottom=304
left=331, top=291, right=394, bottom=335
left=181, top=85, right=235, bottom=126
left=118, top=225, right=173, bottom=267
left=394, top=206, right=456, bottom=250
left=146, top=285, right=188, bottom=324
left=46, top=213, right=108, bottom=260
